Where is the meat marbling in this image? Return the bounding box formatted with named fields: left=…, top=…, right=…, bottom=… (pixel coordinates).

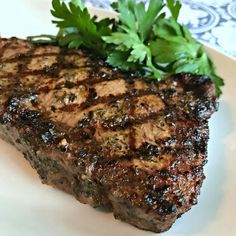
left=0, top=38, right=218, bottom=232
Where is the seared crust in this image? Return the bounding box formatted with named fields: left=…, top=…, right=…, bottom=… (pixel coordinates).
left=0, top=37, right=218, bottom=232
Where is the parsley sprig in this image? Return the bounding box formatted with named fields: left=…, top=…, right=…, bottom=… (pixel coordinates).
left=51, top=0, right=115, bottom=55
left=28, top=0, right=224, bottom=97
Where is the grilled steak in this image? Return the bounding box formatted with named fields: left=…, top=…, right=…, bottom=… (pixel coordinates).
left=0, top=37, right=218, bottom=233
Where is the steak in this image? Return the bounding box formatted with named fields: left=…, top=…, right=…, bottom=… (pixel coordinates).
left=0, top=37, right=218, bottom=233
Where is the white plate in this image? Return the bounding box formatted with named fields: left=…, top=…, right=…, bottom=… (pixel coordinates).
left=0, top=1, right=236, bottom=236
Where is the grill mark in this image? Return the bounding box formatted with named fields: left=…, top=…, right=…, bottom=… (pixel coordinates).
left=146, top=79, right=171, bottom=109
left=0, top=46, right=36, bottom=78
left=0, top=73, right=13, bottom=79
left=0, top=50, right=95, bottom=63
left=126, top=80, right=136, bottom=151
left=0, top=50, right=127, bottom=81
left=0, top=45, right=38, bottom=94
left=55, top=47, right=69, bottom=76
left=74, top=111, right=167, bottom=133
left=0, top=41, right=12, bottom=57
left=0, top=47, right=68, bottom=79
left=56, top=60, right=102, bottom=127
left=0, top=69, right=60, bottom=79
left=41, top=73, right=128, bottom=92
left=79, top=65, right=101, bottom=109
left=0, top=65, right=96, bottom=79
left=14, top=48, right=67, bottom=111
left=59, top=89, right=157, bottom=112
left=1, top=44, right=171, bottom=133
left=8, top=47, right=67, bottom=80
left=0, top=51, right=86, bottom=63
left=17, top=46, right=37, bottom=74
left=98, top=140, right=205, bottom=168
left=67, top=106, right=204, bottom=151
left=0, top=42, right=209, bottom=133
left=0, top=56, right=125, bottom=84
left=101, top=111, right=166, bottom=131
left=0, top=41, right=18, bottom=86
left=0, top=52, right=59, bottom=63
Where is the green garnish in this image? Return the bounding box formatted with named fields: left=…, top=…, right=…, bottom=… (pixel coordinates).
left=51, top=0, right=115, bottom=55
left=28, top=0, right=224, bottom=97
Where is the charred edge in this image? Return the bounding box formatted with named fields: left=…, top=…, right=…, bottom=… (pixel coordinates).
left=0, top=112, right=12, bottom=125
left=144, top=191, right=177, bottom=216
left=0, top=93, right=36, bottom=119
left=1, top=92, right=65, bottom=145
left=6, top=93, right=38, bottom=114
left=172, top=73, right=216, bottom=99
left=20, top=109, right=64, bottom=145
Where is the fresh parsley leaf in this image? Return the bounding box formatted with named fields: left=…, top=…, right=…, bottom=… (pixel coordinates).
left=51, top=0, right=113, bottom=55
left=29, top=0, right=224, bottom=97
left=146, top=48, right=164, bottom=78
left=106, top=51, right=137, bottom=70
left=71, top=0, right=85, bottom=10
left=112, top=0, right=164, bottom=41
left=153, top=17, right=183, bottom=39
left=211, top=73, right=224, bottom=97
left=58, top=33, right=83, bottom=48
left=104, top=0, right=165, bottom=77
left=103, top=31, right=140, bottom=50
left=128, top=44, right=147, bottom=63
left=95, top=18, right=116, bottom=36
left=113, top=0, right=136, bottom=32
left=135, top=0, right=164, bottom=41
left=104, top=0, right=223, bottom=95
left=166, top=0, right=182, bottom=21
left=151, top=19, right=223, bottom=96
left=150, top=39, right=192, bottom=63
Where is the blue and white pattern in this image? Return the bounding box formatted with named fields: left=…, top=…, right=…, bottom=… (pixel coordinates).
left=84, top=0, right=236, bottom=59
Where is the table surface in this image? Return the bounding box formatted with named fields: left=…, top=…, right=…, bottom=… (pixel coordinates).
left=84, top=0, right=236, bottom=60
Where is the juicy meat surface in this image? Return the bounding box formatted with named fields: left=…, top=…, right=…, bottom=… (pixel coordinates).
left=0, top=38, right=218, bottom=233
